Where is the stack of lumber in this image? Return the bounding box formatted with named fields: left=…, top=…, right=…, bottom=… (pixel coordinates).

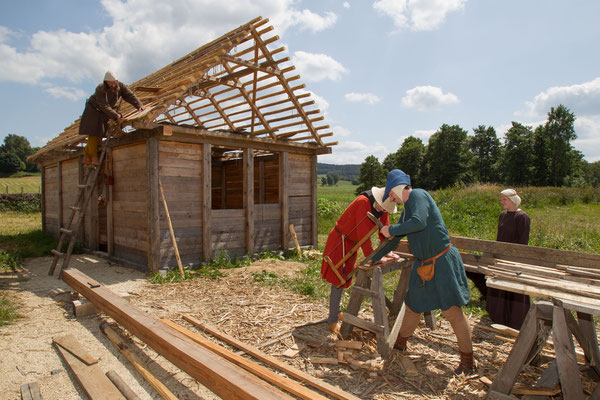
left=393, top=236, right=600, bottom=310
left=61, top=268, right=360, bottom=400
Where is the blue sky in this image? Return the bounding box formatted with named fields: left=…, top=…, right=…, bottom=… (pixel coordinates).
left=1, top=0, right=599, bottom=164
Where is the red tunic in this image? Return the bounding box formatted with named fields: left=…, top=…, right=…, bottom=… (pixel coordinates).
left=321, top=195, right=389, bottom=288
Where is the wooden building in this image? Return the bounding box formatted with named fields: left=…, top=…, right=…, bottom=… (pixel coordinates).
left=29, top=17, right=336, bottom=271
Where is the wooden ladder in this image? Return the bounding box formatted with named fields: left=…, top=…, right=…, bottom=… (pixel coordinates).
left=48, top=139, right=110, bottom=277
left=340, top=258, right=413, bottom=359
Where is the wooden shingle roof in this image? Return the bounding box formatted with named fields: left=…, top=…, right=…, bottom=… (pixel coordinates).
left=30, top=17, right=336, bottom=162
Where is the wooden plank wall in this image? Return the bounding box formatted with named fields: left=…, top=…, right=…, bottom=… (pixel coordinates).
left=211, top=159, right=244, bottom=209
left=59, top=158, right=79, bottom=233
left=43, top=164, right=59, bottom=237
left=112, top=143, right=148, bottom=266
left=288, top=154, right=313, bottom=247
left=158, top=141, right=203, bottom=266
left=254, top=204, right=281, bottom=252
left=212, top=209, right=246, bottom=256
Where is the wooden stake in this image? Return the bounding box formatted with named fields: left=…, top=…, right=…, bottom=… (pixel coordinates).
left=159, top=179, right=185, bottom=278
left=105, top=370, right=141, bottom=400
left=288, top=224, right=302, bottom=258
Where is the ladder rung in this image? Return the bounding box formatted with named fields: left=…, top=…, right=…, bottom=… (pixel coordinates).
left=70, top=206, right=80, bottom=211
left=51, top=249, right=65, bottom=257
left=59, top=227, right=73, bottom=235
left=77, top=184, right=89, bottom=189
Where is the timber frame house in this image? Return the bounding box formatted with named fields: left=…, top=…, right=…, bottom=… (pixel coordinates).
left=29, top=17, right=336, bottom=271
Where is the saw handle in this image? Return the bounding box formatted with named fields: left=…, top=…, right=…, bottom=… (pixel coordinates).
left=367, top=211, right=384, bottom=229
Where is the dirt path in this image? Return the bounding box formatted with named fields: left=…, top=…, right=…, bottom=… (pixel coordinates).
left=0, top=255, right=219, bottom=400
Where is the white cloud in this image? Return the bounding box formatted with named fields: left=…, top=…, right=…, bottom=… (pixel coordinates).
left=318, top=140, right=388, bottom=164
left=574, top=115, right=600, bottom=162
left=292, top=51, right=348, bottom=82
left=333, top=125, right=352, bottom=137
left=525, top=77, right=600, bottom=118
left=373, top=0, right=467, bottom=32
left=343, top=2, right=351, bottom=8
left=0, top=0, right=337, bottom=85
left=344, top=92, right=381, bottom=105
left=44, top=86, right=87, bottom=101
left=401, top=85, right=459, bottom=110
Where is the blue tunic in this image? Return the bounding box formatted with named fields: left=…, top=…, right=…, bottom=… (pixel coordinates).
left=372, top=189, right=470, bottom=312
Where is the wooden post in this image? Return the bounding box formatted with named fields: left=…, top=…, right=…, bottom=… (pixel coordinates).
left=146, top=138, right=160, bottom=271
left=279, top=152, right=289, bottom=250
left=552, top=305, right=584, bottom=400
left=41, top=167, right=46, bottom=233
left=310, top=154, right=318, bottom=248
left=107, top=148, right=114, bottom=256
left=244, top=148, right=254, bottom=254
left=159, top=179, right=185, bottom=278
left=201, top=143, right=212, bottom=261
left=57, top=160, right=63, bottom=233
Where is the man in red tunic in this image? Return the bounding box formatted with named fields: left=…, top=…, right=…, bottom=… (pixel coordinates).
left=321, top=187, right=396, bottom=334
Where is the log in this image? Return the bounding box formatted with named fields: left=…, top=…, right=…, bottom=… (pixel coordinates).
left=61, top=268, right=292, bottom=400
left=105, top=370, right=141, bottom=400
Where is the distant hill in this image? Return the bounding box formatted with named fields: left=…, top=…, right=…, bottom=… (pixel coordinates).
left=317, top=163, right=360, bottom=181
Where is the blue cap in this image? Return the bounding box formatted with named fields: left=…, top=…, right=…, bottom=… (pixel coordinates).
left=382, top=169, right=411, bottom=201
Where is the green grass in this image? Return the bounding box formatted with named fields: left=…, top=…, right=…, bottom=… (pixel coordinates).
left=0, top=212, right=57, bottom=263
left=0, top=294, right=22, bottom=326
left=317, top=180, right=357, bottom=205
left=0, top=174, right=42, bottom=194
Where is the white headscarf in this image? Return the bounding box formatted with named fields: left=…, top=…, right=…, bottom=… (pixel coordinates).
left=500, top=189, right=521, bottom=208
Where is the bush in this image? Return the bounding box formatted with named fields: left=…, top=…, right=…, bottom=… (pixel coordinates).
left=0, top=194, right=41, bottom=212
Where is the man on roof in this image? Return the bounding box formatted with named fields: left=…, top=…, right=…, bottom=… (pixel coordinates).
left=79, top=71, right=144, bottom=165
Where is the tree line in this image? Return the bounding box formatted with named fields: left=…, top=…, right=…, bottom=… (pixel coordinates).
left=356, top=104, right=600, bottom=194
left=0, top=134, right=40, bottom=174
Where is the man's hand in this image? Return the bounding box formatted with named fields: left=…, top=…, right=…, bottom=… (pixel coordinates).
left=116, top=115, right=125, bottom=124
left=138, top=105, right=145, bottom=112
left=380, top=225, right=391, bottom=238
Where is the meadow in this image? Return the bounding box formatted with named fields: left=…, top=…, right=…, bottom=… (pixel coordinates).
left=0, top=173, right=41, bottom=194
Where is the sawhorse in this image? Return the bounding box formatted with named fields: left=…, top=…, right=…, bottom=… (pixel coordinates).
left=339, top=258, right=417, bottom=359
left=488, top=299, right=600, bottom=400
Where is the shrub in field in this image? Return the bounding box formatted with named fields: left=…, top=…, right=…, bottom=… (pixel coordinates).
left=0, top=194, right=41, bottom=212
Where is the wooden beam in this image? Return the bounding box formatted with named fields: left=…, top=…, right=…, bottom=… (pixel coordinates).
left=279, top=152, right=289, bottom=250
left=61, top=268, right=293, bottom=400
left=202, top=143, right=212, bottom=261
left=311, top=154, right=318, bottom=247
left=162, top=319, right=329, bottom=400
left=244, top=148, right=254, bottom=253
left=181, top=314, right=362, bottom=400
left=146, top=138, right=160, bottom=271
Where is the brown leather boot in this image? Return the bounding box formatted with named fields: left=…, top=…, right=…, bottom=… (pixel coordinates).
left=454, top=351, right=475, bottom=375
left=394, top=336, right=409, bottom=352
left=328, top=322, right=341, bottom=335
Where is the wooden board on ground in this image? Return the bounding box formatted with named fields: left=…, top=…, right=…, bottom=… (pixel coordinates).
left=53, top=334, right=98, bottom=365
left=20, top=382, right=42, bottom=400
left=162, top=319, right=329, bottom=400
left=282, top=343, right=305, bottom=358
left=54, top=341, right=125, bottom=400
left=182, top=314, right=362, bottom=400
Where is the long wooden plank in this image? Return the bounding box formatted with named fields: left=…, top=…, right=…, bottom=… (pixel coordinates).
left=182, top=314, right=362, bottom=400
left=100, top=323, right=178, bottom=400
left=162, top=319, right=329, bottom=400
left=61, top=268, right=293, bottom=400
left=54, top=341, right=126, bottom=400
